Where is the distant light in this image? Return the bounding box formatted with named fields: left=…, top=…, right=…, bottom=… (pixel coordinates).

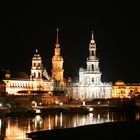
left=83, top=101, right=85, bottom=106
left=55, top=100, right=59, bottom=104
left=36, top=109, right=41, bottom=114
left=60, top=102, right=63, bottom=106
left=35, top=115, right=42, bottom=122
left=0, top=103, right=2, bottom=107
left=89, top=107, right=93, bottom=112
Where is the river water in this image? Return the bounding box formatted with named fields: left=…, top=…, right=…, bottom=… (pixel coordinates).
left=0, top=111, right=140, bottom=140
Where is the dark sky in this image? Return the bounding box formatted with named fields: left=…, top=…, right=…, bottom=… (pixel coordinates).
left=0, top=1, right=140, bottom=83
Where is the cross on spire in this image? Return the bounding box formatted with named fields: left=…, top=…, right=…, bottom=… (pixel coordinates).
left=56, top=28, right=59, bottom=44
left=91, top=30, right=94, bottom=40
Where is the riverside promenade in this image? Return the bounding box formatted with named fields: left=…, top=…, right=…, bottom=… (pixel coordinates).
left=1, top=98, right=139, bottom=116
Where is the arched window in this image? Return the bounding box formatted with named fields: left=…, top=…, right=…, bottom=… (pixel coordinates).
left=92, top=77, right=94, bottom=83
left=38, top=72, right=41, bottom=78
left=92, top=50, right=94, bottom=56
left=92, top=64, right=94, bottom=70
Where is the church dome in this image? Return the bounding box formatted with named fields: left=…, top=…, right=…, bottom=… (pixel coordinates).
left=115, top=80, right=125, bottom=86
left=32, top=49, right=41, bottom=60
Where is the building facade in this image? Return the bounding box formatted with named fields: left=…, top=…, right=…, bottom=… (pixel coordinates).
left=66, top=31, right=112, bottom=101
left=3, top=50, right=53, bottom=95
left=112, top=80, right=140, bottom=98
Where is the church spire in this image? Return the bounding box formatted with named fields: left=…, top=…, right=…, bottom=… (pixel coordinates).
left=89, top=30, right=96, bottom=58
left=52, top=28, right=64, bottom=85
left=90, top=30, right=95, bottom=44
left=91, top=30, right=94, bottom=40
left=55, top=28, right=60, bottom=48
left=56, top=28, right=59, bottom=44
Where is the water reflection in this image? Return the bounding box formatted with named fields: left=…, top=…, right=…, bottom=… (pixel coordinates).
left=0, top=111, right=139, bottom=140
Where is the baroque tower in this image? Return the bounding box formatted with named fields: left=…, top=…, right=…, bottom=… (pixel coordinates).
left=31, top=49, right=43, bottom=80
left=67, top=30, right=112, bottom=100
left=79, top=31, right=102, bottom=85
left=51, top=28, right=64, bottom=85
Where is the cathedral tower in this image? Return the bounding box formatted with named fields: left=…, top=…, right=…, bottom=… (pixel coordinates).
left=79, top=31, right=102, bottom=85
left=51, top=28, right=64, bottom=85
left=31, top=49, right=43, bottom=80
left=67, top=30, right=112, bottom=100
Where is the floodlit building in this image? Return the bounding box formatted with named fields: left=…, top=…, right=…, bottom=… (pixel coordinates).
left=1, top=29, right=140, bottom=101
left=51, top=28, right=64, bottom=87
left=112, top=80, right=140, bottom=98
left=2, top=49, right=53, bottom=95
left=66, top=31, right=112, bottom=101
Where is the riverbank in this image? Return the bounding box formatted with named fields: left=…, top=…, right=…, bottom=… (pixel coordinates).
left=0, top=105, right=130, bottom=117
left=1, top=100, right=139, bottom=117
left=27, top=120, right=140, bottom=140
left=0, top=98, right=139, bottom=117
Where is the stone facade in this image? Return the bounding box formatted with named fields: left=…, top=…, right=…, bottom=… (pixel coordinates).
left=66, top=31, right=112, bottom=101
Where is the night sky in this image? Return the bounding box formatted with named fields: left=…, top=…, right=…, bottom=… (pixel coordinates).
left=0, top=2, right=140, bottom=83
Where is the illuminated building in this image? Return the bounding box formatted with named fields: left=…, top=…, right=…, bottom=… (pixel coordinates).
left=2, top=49, right=53, bottom=95
left=30, top=49, right=43, bottom=80
left=66, top=31, right=112, bottom=100
left=112, top=80, right=140, bottom=98
left=51, top=28, right=64, bottom=86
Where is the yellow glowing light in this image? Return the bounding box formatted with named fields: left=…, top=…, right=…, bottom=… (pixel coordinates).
left=59, top=102, right=63, bottom=106
left=89, top=107, right=93, bottom=112
left=36, top=109, right=41, bottom=114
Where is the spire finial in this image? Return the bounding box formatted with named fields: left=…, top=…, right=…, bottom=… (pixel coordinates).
left=56, top=28, right=59, bottom=44
left=91, top=30, right=94, bottom=40
left=36, top=49, right=38, bottom=53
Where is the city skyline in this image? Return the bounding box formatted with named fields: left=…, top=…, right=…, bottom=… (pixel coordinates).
left=0, top=3, right=139, bottom=83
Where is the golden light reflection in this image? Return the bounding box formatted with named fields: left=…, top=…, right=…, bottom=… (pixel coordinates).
left=55, top=114, right=58, bottom=127
left=107, top=112, right=110, bottom=122
left=33, top=115, right=43, bottom=129
left=60, top=112, right=63, bottom=127
left=82, top=116, right=86, bottom=125
left=136, top=112, right=140, bottom=120
left=89, top=113, right=93, bottom=124
left=97, top=114, right=100, bottom=120
left=5, top=118, right=31, bottom=140
left=73, top=118, right=77, bottom=128
left=48, top=115, right=51, bottom=130
left=2, top=112, right=134, bottom=140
